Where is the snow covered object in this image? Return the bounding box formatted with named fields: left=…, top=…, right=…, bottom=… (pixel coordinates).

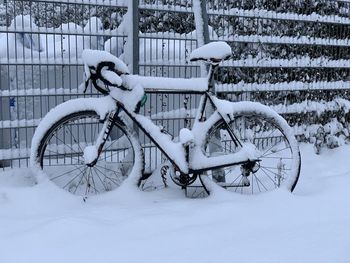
left=82, top=49, right=130, bottom=81
left=189, top=41, right=232, bottom=62
left=0, top=15, right=43, bottom=59
left=82, top=49, right=129, bottom=92
left=81, top=49, right=145, bottom=112
left=31, top=43, right=301, bottom=198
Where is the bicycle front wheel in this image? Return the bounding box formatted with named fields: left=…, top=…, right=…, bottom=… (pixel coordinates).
left=33, top=110, right=144, bottom=196
left=201, top=108, right=301, bottom=195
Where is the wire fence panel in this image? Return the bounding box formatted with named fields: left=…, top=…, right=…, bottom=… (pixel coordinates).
left=137, top=0, right=204, bottom=171
left=138, top=0, right=201, bottom=78
left=207, top=0, right=350, bottom=144
left=0, top=0, right=128, bottom=168
left=0, top=0, right=202, bottom=170
left=1, top=0, right=350, bottom=170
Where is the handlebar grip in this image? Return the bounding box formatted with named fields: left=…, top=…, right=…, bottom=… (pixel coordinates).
left=96, top=61, right=119, bottom=87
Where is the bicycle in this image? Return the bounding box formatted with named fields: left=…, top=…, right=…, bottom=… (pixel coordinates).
left=30, top=41, right=301, bottom=197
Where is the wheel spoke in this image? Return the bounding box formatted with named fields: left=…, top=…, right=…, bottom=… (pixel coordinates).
left=61, top=166, right=87, bottom=190
left=47, top=135, right=82, bottom=157
left=233, top=177, right=244, bottom=193
left=37, top=112, right=140, bottom=197
left=260, top=140, right=281, bottom=156
left=253, top=173, right=268, bottom=192
left=44, top=149, right=82, bottom=163
left=94, top=164, right=123, bottom=186
left=94, top=163, right=124, bottom=176
left=261, top=156, right=293, bottom=160
left=103, top=136, right=126, bottom=152
left=201, top=112, right=300, bottom=196
left=92, top=168, right=109, bottom=191
left=66, top=124, right=84, bottom=153
left=260, top=167, right=280, bottom=185
left=84, top=168, right=92, bottom=196
left=260, top=165, right=291, bottom=171
left=261, top=146, right=290, bottom=157
left=89, top=169, right=100, bottom=194
left=261, top=166, right=288, bottom=181
left=49, top=165, right=84, bottom=181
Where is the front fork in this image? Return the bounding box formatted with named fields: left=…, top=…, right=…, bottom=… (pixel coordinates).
left=84, top=110, right=120, bottom=167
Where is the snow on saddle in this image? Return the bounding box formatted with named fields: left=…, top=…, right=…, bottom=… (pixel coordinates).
left=189, top=41, right=232, bottom=63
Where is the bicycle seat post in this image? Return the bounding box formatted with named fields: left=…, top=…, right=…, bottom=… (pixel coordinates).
left=207, top=63, right=219, bottom=94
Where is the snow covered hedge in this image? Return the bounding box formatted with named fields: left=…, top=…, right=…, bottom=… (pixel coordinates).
left=0, top=0, right=350, bottom=163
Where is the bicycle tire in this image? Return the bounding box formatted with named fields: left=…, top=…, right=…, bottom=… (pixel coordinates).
left=200, top=107, right=301, bottom=195
left=32, top=110, right=144, bottom=196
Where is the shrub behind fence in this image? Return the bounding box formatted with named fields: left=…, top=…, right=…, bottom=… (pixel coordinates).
left=0, top=0, right=350, bottom=170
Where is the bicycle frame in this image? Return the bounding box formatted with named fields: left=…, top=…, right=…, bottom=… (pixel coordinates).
left=107, top=64, right=258, bottom=175
left=32, top=44, right=300, bottom=196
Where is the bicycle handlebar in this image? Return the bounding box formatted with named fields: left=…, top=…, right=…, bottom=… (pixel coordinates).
left=84, top=61, right=130, bottom=95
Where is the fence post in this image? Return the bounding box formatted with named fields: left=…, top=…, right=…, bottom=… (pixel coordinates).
left=0, top=69, right=11, bottom=168
left=200, top=0, right=210, bottom=44
left=193, top=0, right=210, bottom=46
left=193, top=0, right=210, bottom=77
left=194, top=0, right=224, bottom=182
left=131, top=0, right=139, bottom=74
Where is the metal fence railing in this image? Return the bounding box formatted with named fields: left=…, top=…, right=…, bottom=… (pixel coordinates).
left=1, top=0, right=350, bottom=170
left=206, top=0, right=350, bottom=148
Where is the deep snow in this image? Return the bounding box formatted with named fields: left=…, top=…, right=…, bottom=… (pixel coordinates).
left=0, top=143, right=349, bottom=263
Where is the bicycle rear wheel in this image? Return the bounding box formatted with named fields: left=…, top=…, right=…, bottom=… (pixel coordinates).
left=201, top=110, right=301, bottom=195
left=34, top=110, right=144, bottom=196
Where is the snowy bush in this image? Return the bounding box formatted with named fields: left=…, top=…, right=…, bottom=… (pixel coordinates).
left=1, top=0, right=350, bottom=162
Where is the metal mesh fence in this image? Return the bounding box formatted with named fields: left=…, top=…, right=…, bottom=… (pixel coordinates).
left=0, top=0, right=128, bottom=167
left=207, top=0, right=350, bottom=145
left=1, top=0, right=350, bottom=170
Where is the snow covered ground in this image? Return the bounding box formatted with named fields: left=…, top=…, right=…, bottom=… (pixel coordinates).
left=0, top=143, right=349, bottom=263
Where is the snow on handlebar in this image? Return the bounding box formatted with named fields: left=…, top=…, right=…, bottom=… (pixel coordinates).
left=82, top=49, right=130, bottom=94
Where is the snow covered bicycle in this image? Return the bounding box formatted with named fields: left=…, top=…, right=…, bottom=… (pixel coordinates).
left=30, top=42, right=301, bottom=197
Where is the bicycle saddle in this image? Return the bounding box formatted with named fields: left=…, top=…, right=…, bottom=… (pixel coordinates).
left=82, top=49, right=130, bottom=94
left=189, top=41, right=232, bottom=63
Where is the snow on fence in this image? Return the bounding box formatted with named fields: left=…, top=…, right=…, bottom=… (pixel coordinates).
left=0, top=0, right=350, bottom=169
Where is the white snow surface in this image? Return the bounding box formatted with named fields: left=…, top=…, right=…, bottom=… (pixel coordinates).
left=189, top=41, right=232, bottom=62
left=122, top=74, right=208, bottom=92
left=82, top=49, right=130, bottom=75
left=207, top=7, right=350, bottom=26
left=179, top=128, right=194, bottom=145
left=100, top=69, right=123, bottom=86
left=83, top=145, right=98, bottom=164
left=1, top=144, right=350, bottom=262
left=0, top=15, right=107, bottom=60
left=109, top=83, right=144, bottom=112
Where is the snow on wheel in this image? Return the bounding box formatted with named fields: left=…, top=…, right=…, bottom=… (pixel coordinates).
left=201, top=108, right=301, bottom=195
left=31, top=109, right=144, bottom=197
